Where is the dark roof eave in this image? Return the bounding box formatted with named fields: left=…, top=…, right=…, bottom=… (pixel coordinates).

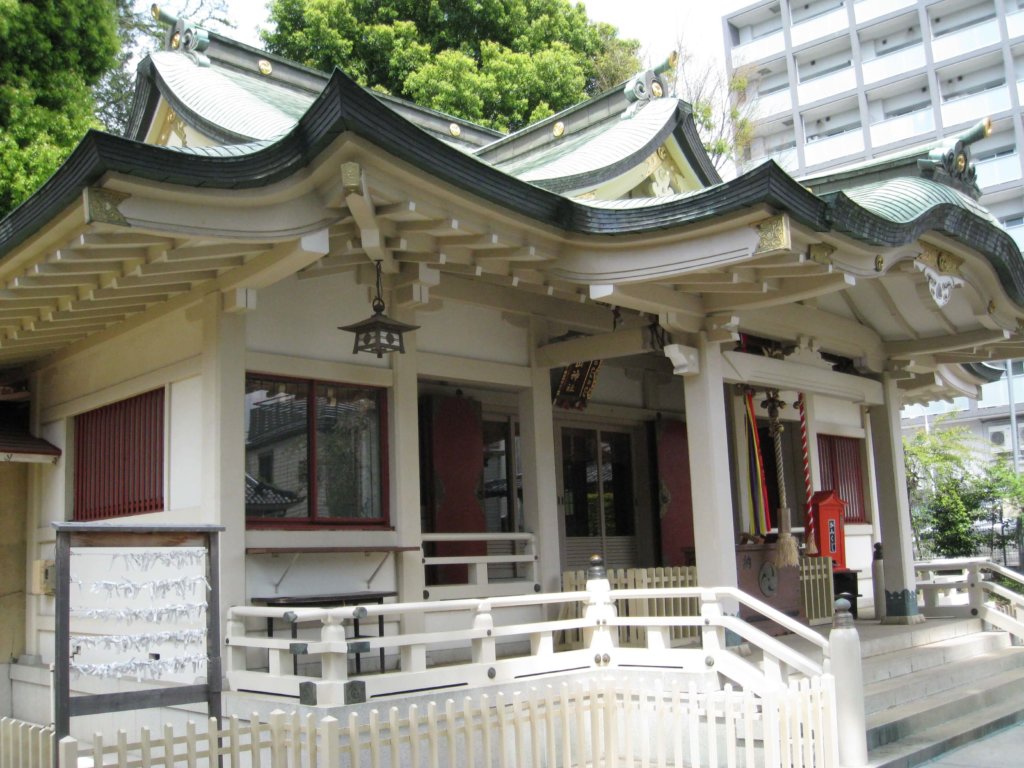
left=827, top=190, right=1024, bottom=306
left=0, top=69, right=1017, bottom=284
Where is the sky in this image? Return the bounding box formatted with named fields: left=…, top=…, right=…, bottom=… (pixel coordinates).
left=215, top=0, right=752, bottom=71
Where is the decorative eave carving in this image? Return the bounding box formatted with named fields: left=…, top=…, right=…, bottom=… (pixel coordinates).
left=808, top=243, right=835, bottom=266
left=83, top=188, right=131, bottom=226
left=754, top=215, right=791, bottom=256
left=915, top=244, right=964, bottom=307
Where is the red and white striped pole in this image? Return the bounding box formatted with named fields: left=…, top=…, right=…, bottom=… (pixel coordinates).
left=798, top=393, right=818, bottom=555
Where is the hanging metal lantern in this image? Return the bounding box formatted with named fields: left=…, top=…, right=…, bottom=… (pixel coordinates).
left=339, top=261, right=419, bottom=357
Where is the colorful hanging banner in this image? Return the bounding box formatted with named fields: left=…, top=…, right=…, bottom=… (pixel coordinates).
left=745, top=390, right=772, bottom=536
left=553, top=360, right=602, bottom=410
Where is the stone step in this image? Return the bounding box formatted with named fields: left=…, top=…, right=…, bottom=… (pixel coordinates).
left=865, top=645, right=1024, bottom=715
left=861, top=629, right=1010, bottom=685
left=866, top=662, right=1024, bottom=751
left=867, top=695, right=1024, bottom=768
left=857, top=617, right=984, bottom=659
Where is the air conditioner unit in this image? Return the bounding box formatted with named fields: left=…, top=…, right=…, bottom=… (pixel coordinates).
left=989, top=426, right=1009, bottom=448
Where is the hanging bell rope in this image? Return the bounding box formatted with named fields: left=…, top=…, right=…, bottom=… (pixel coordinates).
left=763, top=388, right=800, bottom=567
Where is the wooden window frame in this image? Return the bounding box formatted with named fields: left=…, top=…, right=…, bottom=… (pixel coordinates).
left=245, top=373, right=390, bottom=530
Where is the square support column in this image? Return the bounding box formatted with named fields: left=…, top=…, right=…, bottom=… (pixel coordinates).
left=869, top=374, right=923, bottom=624
left=200, top=292, right=247, bottom=627
left=521, top=322, right=562, bottom=596
left=681, top=334, right=738, bottom=591
left=389, top=309, right=426, bottom=650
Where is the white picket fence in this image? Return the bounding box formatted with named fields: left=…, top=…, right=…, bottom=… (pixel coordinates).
left=34, top=672, right=837, bottom=767
left=0, top=716, right=53, bottom=768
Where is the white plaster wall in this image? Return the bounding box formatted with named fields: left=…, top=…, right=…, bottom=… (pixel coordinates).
left=36, top=307, right=201, bottom=414
left=812, top=395, right=863, bottom=432
left=845, top=526, right=876, bottom=616
left=417, top=301, right=529, bottom=366
left=169, top=376, right=203, bottom=512
left=589, top=365, right=645, bottom=408
left=246, top=273, right=390, bottom=368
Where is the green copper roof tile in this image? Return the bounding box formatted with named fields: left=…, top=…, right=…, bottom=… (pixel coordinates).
left=152, top=52, right=298, bottom=141
left=830, top=177, right=998, bottom=226
left=500, top=99, right=678, bottom=184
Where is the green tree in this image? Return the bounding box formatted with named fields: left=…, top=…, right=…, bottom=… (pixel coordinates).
left=903, top=421, right=1024, bottom=559
left=0, top=0, right=119, bottom=217
left=670, top=42, right=756, bottom=172
left=261, top=0, right=640, bottom=132
left=904, top=422, right=979, bottom=557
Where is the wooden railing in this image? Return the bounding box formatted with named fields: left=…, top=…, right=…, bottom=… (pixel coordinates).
left=558, top=566, right=700, bottom=647
left=916, top=557, right=1024, bottom=641
left=46, top=673, right=839, bottom=767
left=225, top=579, right=834, bottom=705
left=421, top=532, right=538, bottom=599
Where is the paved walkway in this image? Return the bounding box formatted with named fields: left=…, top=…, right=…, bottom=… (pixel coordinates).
left=918, top=720, right=1024, bottom=767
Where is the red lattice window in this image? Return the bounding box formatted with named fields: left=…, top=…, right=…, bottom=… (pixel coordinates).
left=817, top=434, right=866, bottom=523
left=74, top=389, right=165, bottom=521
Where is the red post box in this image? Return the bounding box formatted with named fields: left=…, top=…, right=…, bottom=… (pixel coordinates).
left=809, top=490, right=847, bottom=571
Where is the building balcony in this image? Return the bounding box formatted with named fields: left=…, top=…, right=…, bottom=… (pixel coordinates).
left=764, top=146, right=799, bottom=172
left=756, top=87, right=793, bottom=118
left=869, top=108, right=935, bottom=148
left=791, top=5, right=850, bottom=48
left=862, top=43, right=926, bottom=86
left=1008, top=10, right=1024, bottom=40
left=931, top=19, right=1001, bottom=64
left=855, top=0, right=916, bottom=25
left=940, top=86, right=1011, bottom=128
left=804, top=128, right=865, bottom=167
left=977, top=154, right=1023, bottom=189
left=798, top=66, right=857, bottom=105
left=731, top=29, right=785, bottom=68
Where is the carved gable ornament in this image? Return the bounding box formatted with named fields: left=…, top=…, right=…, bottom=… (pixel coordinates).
left=915, top=246, right=964, bottom=307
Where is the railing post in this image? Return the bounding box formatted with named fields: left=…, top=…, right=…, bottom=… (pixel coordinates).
left=828, top=597, right=867, bottom=767
left=58, top=735, right=78, bottom=768
left=583, top=555, right=617, bottom=665
left=472, top=601, right=496, bottom=664
left=320, top=615, right=350, bottom=681
left=872, top=544, right=886, bottom=620
left=224, top=611, right=248, bottom=674
left=967, top=562, right=985, bottom=620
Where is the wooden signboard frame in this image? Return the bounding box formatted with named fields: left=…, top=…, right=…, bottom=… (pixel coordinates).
left=52, top=523, right=224, bottom=745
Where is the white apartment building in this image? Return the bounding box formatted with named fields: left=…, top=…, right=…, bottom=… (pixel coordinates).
left=724, top=0, right=1024, bottom=246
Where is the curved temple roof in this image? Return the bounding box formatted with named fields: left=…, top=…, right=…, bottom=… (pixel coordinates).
left=2, top=33, right=1024, bottom=388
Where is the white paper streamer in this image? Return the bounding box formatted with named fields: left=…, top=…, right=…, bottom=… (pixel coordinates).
left=70, top=629, right=207, bottom=653
left=73, top=603, right=207, bottom=624
left=71, top=653, right=208, bottom=681
left=110, top=549, right=206, bottom=572
left=89, top=576, right=209, bottom=600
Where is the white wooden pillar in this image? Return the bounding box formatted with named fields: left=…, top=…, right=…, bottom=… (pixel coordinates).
left=520, top=324, right=562, bottom=595
left=390, top=308, right=425, bottom=618
left=200, top=292, right=247, bottom=626
left=681, top=334, right=738, bottom=591
left=868, top=374, right=923, bottom=624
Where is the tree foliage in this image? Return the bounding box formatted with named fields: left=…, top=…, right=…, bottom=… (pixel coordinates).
left=261, top=0, right=641, bottom=132
left=670, top=41, right=756, bottom=173
left=904, top=421, right=1024, bottom=559
left=0, top=0, right=119, bottom=217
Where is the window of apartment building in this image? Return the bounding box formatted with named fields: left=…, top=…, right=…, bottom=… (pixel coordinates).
left=73, top=389, right=165, bottom=521
left=817, top=434, right=867, bottom=523
left=245, top=374, right=387, bottom=526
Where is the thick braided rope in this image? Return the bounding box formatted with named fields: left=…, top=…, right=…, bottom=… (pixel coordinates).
left=798, top=393, right=814, bottom=538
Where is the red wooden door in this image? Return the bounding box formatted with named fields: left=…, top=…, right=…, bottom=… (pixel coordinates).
left=657, top=419, right=694, bottom=566
left=428, top=395, right=486, bottom=583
